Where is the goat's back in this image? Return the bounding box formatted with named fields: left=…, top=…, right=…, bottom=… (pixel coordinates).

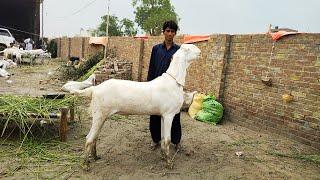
left=91, top=78, right=183, bottom=115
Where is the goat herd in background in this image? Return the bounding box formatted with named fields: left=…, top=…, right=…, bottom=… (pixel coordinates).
left=0, top=46, right=52, bottom=78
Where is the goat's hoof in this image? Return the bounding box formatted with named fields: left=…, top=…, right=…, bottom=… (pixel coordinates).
left=160, top=151, right=166, bottom=160
left=83, top=164, right=91, bottom=172
left=166, top=160, right=174, bottom=169
left=93, top=156, right=101, bottom=161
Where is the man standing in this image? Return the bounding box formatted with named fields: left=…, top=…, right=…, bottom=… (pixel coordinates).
left=24, top=38, right=33, bottom=50
left=147, top=20, right=181, bottom=151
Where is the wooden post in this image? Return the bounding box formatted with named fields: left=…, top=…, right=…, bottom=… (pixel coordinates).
left=58, top=38, right=62, bottom=57
left=138, top=39, right=145, bottom=82
left=69, top=106, right=75, bottom=122
left=60, top=107, right=69, bottom=142
left=68, top=38, right=71, bottom=59
left=81, top=37, right=85, bottom=58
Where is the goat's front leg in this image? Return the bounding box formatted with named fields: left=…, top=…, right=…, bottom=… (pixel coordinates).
left=160, top=117, right=165, bottom=159
left=161, top=114, right=174, bottom=168
left=161, top=117, right=164, bottom=142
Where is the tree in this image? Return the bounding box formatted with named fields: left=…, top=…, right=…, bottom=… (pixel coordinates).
left=132, top=0, right=179, bottom=36
left=120, top=18, right=138, bottom=36
left=94, top=15, right=137, bottom=36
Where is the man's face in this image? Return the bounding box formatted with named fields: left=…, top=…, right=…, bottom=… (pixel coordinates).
left=163, top=27, right=176, bottom=42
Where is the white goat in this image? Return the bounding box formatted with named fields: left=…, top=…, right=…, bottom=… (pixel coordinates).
left=0, top=47, right=24, bottom=64
left=0, top=68, right=10, bottom=78
left=0, top=58, right=15, bottom=78
left=73, top=44, right=201, bottom=169
left=38, top=52, right=51, bottom=59
left=0, top=59, right=17, bottom=69
left=0, top=47, right=21, bottom=59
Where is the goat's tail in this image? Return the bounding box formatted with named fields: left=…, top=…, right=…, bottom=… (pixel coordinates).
left=70, top=86, right=94, bottom=97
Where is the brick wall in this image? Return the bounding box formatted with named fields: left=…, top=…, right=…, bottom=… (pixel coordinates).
left=223, top=34, right=320, bottom=148
left=59, top=37, right=69, bottom=59
left=58, top=37, right=104, bottom=59
left=108, top=37, right=141, bottom=81
left=70, top=37, right=82, bottom=58
left=56, top=34, right=320, bottom=149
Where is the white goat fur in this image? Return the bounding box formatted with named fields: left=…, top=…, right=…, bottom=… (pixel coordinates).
left=75, top=44, right=201, bottom=168
left=0, top=59, right=17, bottom=69
left=182, top=91, right=197, bottom=110
left=0, top=68, right=10, bottom=78
left=61, top=74, right=95, bottom=92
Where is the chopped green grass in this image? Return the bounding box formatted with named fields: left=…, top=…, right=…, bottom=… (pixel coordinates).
left=0, top=95, right=77, bottom=141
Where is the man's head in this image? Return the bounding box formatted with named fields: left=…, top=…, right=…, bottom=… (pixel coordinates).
left=162, top=20, right=178, bottom=43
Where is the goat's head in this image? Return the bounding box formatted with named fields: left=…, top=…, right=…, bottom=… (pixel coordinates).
left=166, top=44, right=201, bottom=86
left=179, top=44, right=201, bottom=66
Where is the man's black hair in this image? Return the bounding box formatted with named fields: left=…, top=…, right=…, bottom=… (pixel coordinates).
left=162, top=20, right=178, bottom=32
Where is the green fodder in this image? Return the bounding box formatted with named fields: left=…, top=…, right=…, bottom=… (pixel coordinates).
left=47, top=39, right=58, bottom=58
left=0, top=95, right=77, bottom=140
left=0, top=139, right=82, bottom=179
left=78, top=58, right=106, bottom=81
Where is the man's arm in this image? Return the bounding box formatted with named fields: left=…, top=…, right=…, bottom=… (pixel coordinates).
left=147, top=46, right=156, bottom=81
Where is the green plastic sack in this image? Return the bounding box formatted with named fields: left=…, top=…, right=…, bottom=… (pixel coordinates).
left=195, top=95, right=223, bottom=125
left=202, top=99, right=223, bottom=114
left=203, top=95, right=216, bottom=101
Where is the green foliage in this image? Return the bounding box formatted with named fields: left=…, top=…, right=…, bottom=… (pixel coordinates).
left=77, top=58, right=105, bottom=81
left=132, top=0, right=179, bottom=35
left=120, top=18, right=138, bottom=36
left=58, top=52, right=104, bottom=80
left=94, top=15, right=137, bottom=36
left=47, top=40, right=57, bottom=58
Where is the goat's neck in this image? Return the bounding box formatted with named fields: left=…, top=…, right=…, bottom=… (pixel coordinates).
left=166, top=54, right=187, bottom=86
left=166, top=54, right=183, bottom=75
left=163, top=73, right=182, bottom=87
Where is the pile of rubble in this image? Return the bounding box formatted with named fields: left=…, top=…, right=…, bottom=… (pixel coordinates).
left=94, top=57, right=132, bottom=85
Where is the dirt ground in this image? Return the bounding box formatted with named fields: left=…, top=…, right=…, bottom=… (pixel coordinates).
left=0, top=59, right=319, bottom=180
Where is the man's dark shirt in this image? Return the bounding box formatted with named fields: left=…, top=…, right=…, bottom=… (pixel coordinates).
left=147, top=42, right=180, bottom=81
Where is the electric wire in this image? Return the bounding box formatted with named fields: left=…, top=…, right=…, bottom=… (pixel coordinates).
left=55, top=0, right=100, bottom=19
left=0, top=25, right=40, bottom=37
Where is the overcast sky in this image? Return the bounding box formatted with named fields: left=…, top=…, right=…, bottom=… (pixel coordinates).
left=43, top=0, right=320, bottom=37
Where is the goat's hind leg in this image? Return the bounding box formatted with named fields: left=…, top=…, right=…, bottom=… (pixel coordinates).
left=92, top=139, right=101, bottom=161
left=84, top=111, right=108, bottom=171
